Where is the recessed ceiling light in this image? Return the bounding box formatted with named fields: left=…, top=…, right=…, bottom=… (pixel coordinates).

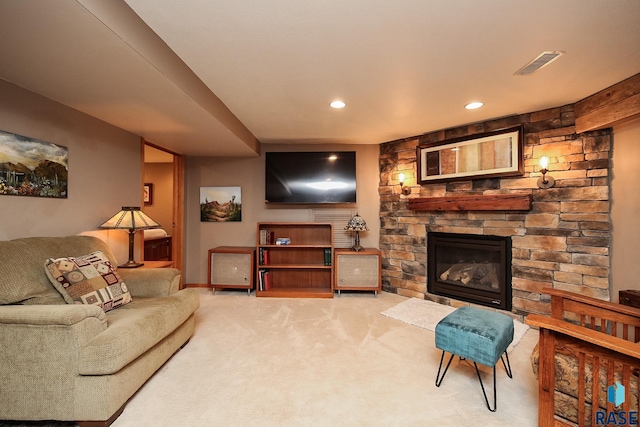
left=330, top=100, right=346, bottom=109
left=465, top=102, right=484, bottom=110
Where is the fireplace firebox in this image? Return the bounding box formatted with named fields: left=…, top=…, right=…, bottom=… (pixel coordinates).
left=427, top=232, right=512, bottom=311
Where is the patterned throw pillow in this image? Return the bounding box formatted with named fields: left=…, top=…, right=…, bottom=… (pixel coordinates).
left=44, top=250, right=132, bottom=312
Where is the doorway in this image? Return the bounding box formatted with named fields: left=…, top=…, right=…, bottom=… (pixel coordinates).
left=142, top=140, right=185, bottom=278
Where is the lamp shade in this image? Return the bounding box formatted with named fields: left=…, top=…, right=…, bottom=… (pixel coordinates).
left=345, top=213, right=368, bottom=252
left=99, top=206, right=160, bottom=230
left=98, top=207, right=160, bottom=268
left=345, top=213, right=368, bottom=231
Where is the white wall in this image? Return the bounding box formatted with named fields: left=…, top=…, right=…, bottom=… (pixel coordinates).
left=611, top=118, right=640, bottom=301
left=0, top=79, right=142, bottom=263
left=184, top=144, right=380, bottom=284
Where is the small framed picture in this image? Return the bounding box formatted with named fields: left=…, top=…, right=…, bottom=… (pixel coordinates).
left=143, top=183, right=153, bottom=205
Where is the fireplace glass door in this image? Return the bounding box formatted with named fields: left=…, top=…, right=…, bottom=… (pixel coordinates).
left=428, top=232, right=511, bottom=310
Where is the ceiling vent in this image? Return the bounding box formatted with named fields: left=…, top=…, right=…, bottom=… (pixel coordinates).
left=514, top=51, right=564, bottom=76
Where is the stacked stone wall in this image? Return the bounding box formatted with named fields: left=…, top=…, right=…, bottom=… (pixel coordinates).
left=379, top=105, right=612, bottom=316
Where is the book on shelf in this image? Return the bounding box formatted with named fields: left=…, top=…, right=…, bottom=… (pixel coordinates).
left=258, top=269, right=272, bottom=291
left=275, top=237, right=291, bottom=245
left=324, top=248, right=332, bottom=266
left=263, top=271, right=272, bottom=290
left=259, top=229, right=267, bottom=245
left=258, top=248, right=270, bottom=265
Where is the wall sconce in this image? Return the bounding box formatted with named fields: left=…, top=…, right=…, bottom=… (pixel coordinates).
left=398, top=173, right=411, bottom=195
left=537, top=156, right=555, bottom=189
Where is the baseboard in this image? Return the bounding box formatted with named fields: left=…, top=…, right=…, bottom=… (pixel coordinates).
left=184, top=283, right=213, bottom=288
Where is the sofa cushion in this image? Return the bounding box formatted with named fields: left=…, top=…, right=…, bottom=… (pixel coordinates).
left=0, top=236, right=118, bottom=305
left=45, top=250, right=132, bottom=312
left=78, top=288, right=200, bottom=375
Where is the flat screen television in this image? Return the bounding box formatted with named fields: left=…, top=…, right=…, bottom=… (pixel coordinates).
left=265, top=151, right=356, bottom=204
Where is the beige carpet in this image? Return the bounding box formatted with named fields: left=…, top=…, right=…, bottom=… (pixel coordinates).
left=112, top=289, right=539, bottom=427
left=380, top=297, right=530, bottom=353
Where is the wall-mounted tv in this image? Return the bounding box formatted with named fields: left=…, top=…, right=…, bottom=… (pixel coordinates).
left=265, top=151, right=356, bottom=204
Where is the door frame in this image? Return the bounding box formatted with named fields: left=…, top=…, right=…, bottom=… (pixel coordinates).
left=141, top=139, right=185, bottom=284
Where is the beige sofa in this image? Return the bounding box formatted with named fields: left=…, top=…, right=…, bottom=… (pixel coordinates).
left=0, top=235, right=200, bottom=426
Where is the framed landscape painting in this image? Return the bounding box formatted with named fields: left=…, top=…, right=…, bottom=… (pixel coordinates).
left=200, top=186, right=242, bottom=222
left=0, top=129, right=68, bottom=198
left=417, top=126, right=523, bottom=184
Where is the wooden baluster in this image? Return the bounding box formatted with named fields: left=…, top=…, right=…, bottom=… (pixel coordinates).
left=621, top=322, right=629, bottom=340
left=607, top=359, right=614, bottom=414
left=578, top=351, right=586, bottom=426
left=593, top=356, right=600, bottom=424
left=538, top=328, right=556, bottom=427
left=623, top=363, right=631, bottom=415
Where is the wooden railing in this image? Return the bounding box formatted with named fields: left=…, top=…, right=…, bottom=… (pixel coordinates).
left=526, top=288, right=640, bottom=426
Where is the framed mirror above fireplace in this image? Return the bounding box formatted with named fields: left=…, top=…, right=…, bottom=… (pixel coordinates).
left=427, top=232, right=512, bottom=311
left=417, top=125, right=524, bottom=184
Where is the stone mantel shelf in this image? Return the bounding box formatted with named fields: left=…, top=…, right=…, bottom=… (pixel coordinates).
left=407, top=194, right=533, bottom=211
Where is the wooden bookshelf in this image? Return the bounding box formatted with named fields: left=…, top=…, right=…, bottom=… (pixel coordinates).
left=256, top=222, right=333, bottom=298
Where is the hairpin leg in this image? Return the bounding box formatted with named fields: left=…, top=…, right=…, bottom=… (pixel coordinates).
left=435, top=351, right=456, bottom=387
left=501, top=351, right=513, bottom=378
left=474, top=362, right=497, bottom=412
left=473, top=351, right=512, bottom=412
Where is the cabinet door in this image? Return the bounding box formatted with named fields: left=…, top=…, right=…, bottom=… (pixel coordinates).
left=144, top=237, right=172, bottom=261
left=336, top=253, right=380, bottom=289
left=210, top=252, right=252, bottom=287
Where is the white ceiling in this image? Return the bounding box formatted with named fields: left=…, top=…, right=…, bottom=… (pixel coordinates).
left=0, top=0, right=639, bottom=157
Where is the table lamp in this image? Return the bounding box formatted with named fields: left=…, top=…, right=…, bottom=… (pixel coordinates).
left=99, top=206, right=160, bottom=268
left=345, top=213, right=368, bottom=252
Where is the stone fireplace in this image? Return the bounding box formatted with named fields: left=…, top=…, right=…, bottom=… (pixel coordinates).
left=378, top=104, right=612, bottom=318
left=427, top=232, right=512, bottom=311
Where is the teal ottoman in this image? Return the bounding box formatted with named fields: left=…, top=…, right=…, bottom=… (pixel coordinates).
left=434, top=306, right=514, bottom=412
